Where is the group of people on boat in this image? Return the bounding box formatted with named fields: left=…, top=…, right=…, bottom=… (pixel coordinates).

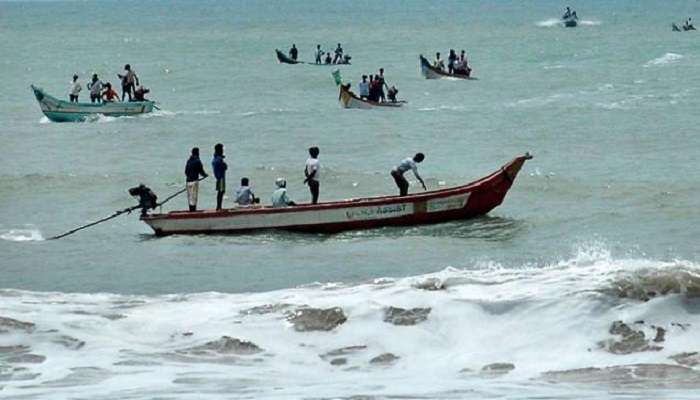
left=673, top=17, right=695, bottom=31
left=355, top=68, right=399, bottom=103
left=562, top=7, right=578, bottom=20
left=433, top=49, right=471, bottom=76
left=312, top=43, right=351, bottom=64
left=183, top=144, right=426, bottom=211
left=68, top=64, right=150, bottom=104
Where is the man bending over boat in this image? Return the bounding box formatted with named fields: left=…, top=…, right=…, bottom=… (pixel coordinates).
left=391, top=153, right=426, bottom=196
left=185, top=147, right=208, bottom=211
left=272, top=178, right=296, bottom=207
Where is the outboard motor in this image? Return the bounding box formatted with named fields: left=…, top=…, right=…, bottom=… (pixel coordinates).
left=128, top=184, right=158, bottom=216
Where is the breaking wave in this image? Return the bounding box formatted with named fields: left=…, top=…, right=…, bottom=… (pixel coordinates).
left=645, top=52, right=684, bottom=67
left=0, top=227, right=44, bottom=242
left=1, top=246, right=699, bottom=398
left=537, top=18, right=601, bottom=27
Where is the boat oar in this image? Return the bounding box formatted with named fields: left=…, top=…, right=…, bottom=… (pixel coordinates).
left=48, top=205, right=141, bottom=240
left=48, top=177, right=207, bottom=240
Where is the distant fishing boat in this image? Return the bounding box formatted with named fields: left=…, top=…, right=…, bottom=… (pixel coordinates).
left=419, top=55, right=473, bottom=80
left=140, top=154, right=532, bottom=236
left=338, top=84, right=404, bottom=109
left=275, top=49, right=351, bottom=65
left=31, top=85, right=155, bottom=122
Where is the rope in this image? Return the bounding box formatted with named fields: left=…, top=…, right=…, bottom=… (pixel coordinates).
left=48, top=177, right=206, bottom=240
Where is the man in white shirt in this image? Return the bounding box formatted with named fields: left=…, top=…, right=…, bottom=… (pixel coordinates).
left=235, top=177, right=258, bottom=206
left=358, top=75, right=369, bottom=99
left=271, top=178, right=296, bottom=207
left=391, top=153, right=426, bottom=196
left=69, top=74, right=81, bottom=102
left=304, top=146, right=321, bottom=204
left=87, top=73, right=103, bottom=103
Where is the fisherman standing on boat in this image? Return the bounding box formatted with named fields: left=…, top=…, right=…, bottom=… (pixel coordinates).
left=315, top=44, right=324, bottom=64
left=563, top=7, right=571, bottom=19
left=117, top=64, right=139, bottom=101
left=358, top=75, right=370, bottom=100
left=448, top=50, right=457, bottom=74
left=212, top=143, right=228, bottom=210
left=289, top=44, right=298, bottom=61
left=87, top=74, right=103, bottom=103
left=391, top=153, right=426, bottom=196
left=68, top=74, right=81, bottom=102
left=377, top=68, right=388, bottom=102
left=333, top=43, right=343, bottom=64
left=272, top=178, right=296, bottom=207
left=185, top=147, right=208, bottom=212
left=304, top=146, right=321, bottom=204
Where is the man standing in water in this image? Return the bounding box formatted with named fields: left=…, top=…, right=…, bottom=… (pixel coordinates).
left=68, top=74, right=81, bottom=102
left=304, top=146, right=321, bottom=204
left=185, top=147, right=208, bottom=211
left=212, top=143, right=228, bottom=210
left=391, top=153, right=426, bottom=196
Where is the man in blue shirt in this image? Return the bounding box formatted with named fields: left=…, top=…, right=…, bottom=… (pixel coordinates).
left=212, top=143, right=228, bottom=210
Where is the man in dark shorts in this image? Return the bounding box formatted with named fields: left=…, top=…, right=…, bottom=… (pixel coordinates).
left=391, top=153, right=426, bottom=196
left=212, top=143, right=228, bottom=210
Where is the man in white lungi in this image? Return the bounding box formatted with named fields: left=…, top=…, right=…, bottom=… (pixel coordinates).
left=184, top=147, right=208, bottom=211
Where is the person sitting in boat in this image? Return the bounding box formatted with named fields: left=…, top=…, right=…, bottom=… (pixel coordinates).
left=87, top=74, right=103, bottom=103
left=391, top=153, right=426, bottom=196
left=341, top=54, right=351, bottom=64
left=433, top=52, right=445, bottom=71
left=133, top=85, right=150, bottom=101
left=289, top=44, right=298, bottom=61
left=571, top=11, right=578, bottom=20
left=358, top=75, right=370, bottom=100
left=235, top=177, right=258, bottom=206
left=387, top=86, right=399, bottom=103
left=324, top=52, right=332, bottom=64
left=315, top=44, right=324, bottom=64
left=563, top=6, right=571, bottom=19
left=454, top=51, right=471, bottom=76
left=271, top=178, right=296, bottom=207
left=684, top=17, right=695, bottom=30
left=101, top=82, right=120, bottom=102
left=333, top=43, right=343, bottom=64
left=68, top=74, right=81, bottom=103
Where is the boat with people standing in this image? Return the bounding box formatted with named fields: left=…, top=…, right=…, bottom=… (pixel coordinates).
left=30, top=85, right=155, bottom=122
left=419, top=54, right=474, bottom=80
left=139, top=154, right=532, bottom=236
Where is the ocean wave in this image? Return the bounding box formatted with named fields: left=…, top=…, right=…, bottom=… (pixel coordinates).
left=1, top=246, right=699, bottom=398
left=536, top=18, right=601, bottom=28
left=645, top=53, right=684, bottom=67
left=0, top=227, right=44, bottom=242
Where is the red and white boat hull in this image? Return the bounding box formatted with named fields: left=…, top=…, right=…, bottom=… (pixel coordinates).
left=141, top=155, right=531, bottom=235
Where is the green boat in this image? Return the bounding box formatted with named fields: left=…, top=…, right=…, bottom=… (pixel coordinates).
left=31, top=85, right=155, bottom=122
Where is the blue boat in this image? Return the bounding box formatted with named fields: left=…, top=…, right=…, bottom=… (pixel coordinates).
left=31, top=85, right=155, bottom=122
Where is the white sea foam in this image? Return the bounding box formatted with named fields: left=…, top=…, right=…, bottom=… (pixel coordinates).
left=537, top=18, right=601, bottom=27
left=645, top=53, right=684, bottom=67
left=1, top=246, right=699, bottom=398
left=0, top=228, right=44, bottom=242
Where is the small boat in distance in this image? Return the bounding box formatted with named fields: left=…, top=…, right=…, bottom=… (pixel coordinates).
left=31, top=85, right=155, bottom=122
left=140, top=154, right=532, bottom=236
left=338, top=84, right=404, bottom=109
left=275, top=49, right=351, bottom=65
left=419, top=55, right=474, bottom=80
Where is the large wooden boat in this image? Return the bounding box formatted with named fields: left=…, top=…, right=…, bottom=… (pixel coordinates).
left=31, top=85, right=155, bottom=122
left=338, top=84, right=404, bottom=109
left=141, top=154, right=532, bottom=236
left=419, top=55, right=473, bottom=80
